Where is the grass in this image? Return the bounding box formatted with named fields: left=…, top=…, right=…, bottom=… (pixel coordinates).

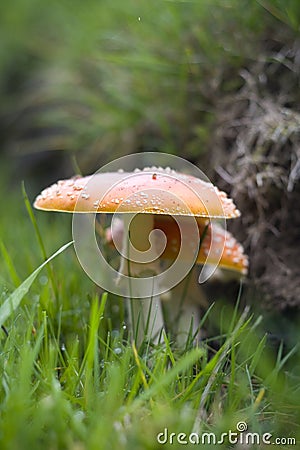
left=0, top=181, right=299, bottom=450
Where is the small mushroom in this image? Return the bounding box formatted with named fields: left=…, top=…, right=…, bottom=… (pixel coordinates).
left=140, top=217, right=248, bottom=343
left=34, top=167, right=245, bottom=344
left=106, top=216, right=248, bottom=275
left=106, top=214, right=248, bottom=343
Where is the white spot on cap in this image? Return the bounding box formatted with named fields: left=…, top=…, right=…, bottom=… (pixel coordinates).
left=81, top=193, right=90, bottom=200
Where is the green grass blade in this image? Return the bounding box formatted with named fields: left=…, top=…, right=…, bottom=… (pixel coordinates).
left=0, top=240, right=21, bottom=287
left=22, top=182, right=59, bottom=299
left=0, top=241, right=73, bottom=328
left=129, top=347, right=203, bottom=411
left=22, top=182, right=49, bottom=262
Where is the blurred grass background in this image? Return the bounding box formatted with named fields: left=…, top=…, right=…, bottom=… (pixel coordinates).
left=1, top=0, right=299, bottom=180
left=0, top=1, right=300, bottom=449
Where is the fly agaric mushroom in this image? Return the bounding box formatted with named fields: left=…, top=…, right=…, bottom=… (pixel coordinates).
left=105, top=214, right=248, bottom=343
left=106, top=216, right=248, bottom=275
left=34, top=167, right=245, bottom=344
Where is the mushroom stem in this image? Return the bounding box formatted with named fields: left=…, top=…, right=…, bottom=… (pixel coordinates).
left=120, top=214, right=165, bottom=345
left=162, top=267, right=206, bottom=347
left=175, top=302, right=200, bottom=347
left=127, top=296, right=164, bottom=345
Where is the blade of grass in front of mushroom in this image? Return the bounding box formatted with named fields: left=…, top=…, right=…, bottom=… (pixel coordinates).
left=0, top=241, right=73, bottom=329
left=22, top=182, right=59, bottom=301
left=189, top=301, right=216, bottom=350
left=0, top=240, right=21, bottom=287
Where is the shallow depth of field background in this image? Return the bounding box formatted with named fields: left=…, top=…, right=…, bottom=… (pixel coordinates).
left=0, top=1, right=299, bottom=449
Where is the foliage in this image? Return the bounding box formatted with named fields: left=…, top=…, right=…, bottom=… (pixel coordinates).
left=1, top=0, right=300, bottom=169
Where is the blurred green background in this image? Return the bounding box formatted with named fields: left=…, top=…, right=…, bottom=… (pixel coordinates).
left=1, top=0, right=298, bottom=180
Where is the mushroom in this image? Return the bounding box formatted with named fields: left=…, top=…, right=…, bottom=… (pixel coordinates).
left=105, top=214, right=248, bottom=343
left=106, top=216, right=248, bottom=275
left=34, top=167, right=245, bottom=344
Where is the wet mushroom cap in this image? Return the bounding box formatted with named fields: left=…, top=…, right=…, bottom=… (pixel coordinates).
left=34, top=168, right=240, bottom=219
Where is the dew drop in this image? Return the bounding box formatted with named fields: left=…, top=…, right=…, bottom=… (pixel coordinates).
left=39, top=275, right=48, bottom=286
left=114, top=347, right=122, bottom=355
left=81, top=193, right=90, bottom=200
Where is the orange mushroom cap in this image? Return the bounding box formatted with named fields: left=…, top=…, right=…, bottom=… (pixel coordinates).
left=34, top=168, right=240, bottom=219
